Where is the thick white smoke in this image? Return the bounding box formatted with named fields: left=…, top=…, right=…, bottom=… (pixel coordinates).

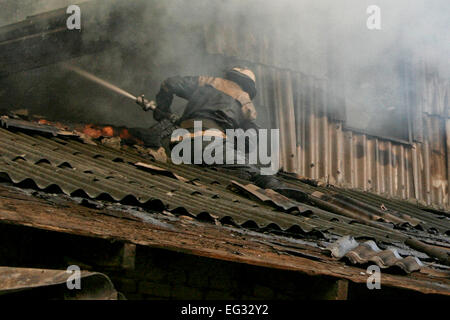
left=0, top=0, right=448, bottom=135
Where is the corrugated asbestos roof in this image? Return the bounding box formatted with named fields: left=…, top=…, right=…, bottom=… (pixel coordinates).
left=0, top=125, right=449, bottom=255
left=0, top=127, right=400, bottom=243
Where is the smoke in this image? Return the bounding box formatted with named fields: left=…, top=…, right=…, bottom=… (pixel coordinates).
left=0, top=0, right=448, bottom=137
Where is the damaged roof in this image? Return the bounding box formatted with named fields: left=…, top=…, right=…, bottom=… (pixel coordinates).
left=324, top=235, right=424, bottom=273
left=0, top=126, right=413, bottom=242
left=0, top=119, right=449, bottom=290
left=1, top=183, right=449, bottom=296
left=0, top=125, right=448, bottom=242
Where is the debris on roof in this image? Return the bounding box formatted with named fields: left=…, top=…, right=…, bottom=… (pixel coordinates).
left=1, top=116, right=77, bottom=137
left=325, top=236, right=424, bottom=274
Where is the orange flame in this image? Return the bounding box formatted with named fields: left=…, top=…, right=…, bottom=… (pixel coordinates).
left=35, top=119, right=144, bottom=145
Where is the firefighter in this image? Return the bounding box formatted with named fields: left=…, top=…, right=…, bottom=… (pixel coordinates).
left=137, top=67, right=286, bottom=190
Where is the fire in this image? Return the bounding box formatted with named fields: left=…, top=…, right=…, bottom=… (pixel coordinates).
left=38, top=119, right=51, bottom=125
left=119, top=128, right=132, bottom=139
left=78, top=124, right=143, bottom=145
left=34, top=119, right=144, bottom=146
left=38, top=119, right=66, bottom=130
left=81, top=124, right=102, bottom=139
left=102, top=126, right=114, bottom=137
left=78, top=124, right=116, bottom=139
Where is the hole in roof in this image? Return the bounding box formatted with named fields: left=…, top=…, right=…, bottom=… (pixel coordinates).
left=210, top=181, right=220, bottom=185
left=191, top=191, right=202, bottom=196
left=112, top=157, right=124, bottom=163
left=233, top=199, right=240, bottom=203
left=35, top=159, right=51, bottom=165
left=93, top=154, right=104, bottom=159
left=211, top=194, right=220, bottom=199
left=57, top=162, right=73, bottom=169
left=84, top=170, right=94, bottom=174
left=105, top=176, right=115, bottom=179
left=329, top=217, right=340, bottom=222
left=92, top=178, right=100, bottom=182
left=73, top=152, right=82, bottom=156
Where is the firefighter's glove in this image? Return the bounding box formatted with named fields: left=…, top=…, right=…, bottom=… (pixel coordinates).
left=136, top=95, right=156, bottom=112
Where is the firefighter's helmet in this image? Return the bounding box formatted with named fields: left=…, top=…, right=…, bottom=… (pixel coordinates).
left=225, top=67, right=257, bottom=99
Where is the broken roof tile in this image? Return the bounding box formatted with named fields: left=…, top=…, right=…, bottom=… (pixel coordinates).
left=325, top=236, right=424, bottom=273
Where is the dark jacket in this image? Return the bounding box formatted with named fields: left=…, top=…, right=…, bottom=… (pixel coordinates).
left=155, top=76, right=259, bottom=131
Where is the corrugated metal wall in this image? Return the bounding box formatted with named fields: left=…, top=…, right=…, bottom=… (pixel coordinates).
left=203, top=3, right=450, bottom=209
left=254, top=64, right=449, bottom=209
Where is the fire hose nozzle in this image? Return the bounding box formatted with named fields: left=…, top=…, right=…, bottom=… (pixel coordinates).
left=136, top=94, right=179, bottom=124
left=136, top=95, right=157, bottom=112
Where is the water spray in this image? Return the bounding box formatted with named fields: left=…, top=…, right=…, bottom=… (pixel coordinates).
left=62, top=64, right=179, bottom=132
left=62, top=64, right=137, bottom=101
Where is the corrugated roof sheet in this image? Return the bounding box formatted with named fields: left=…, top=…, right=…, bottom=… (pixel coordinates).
left=0, top=127, right=409, bottom=243
left=279, top=172, right=450, bottom=235
left=0, top=124, right=449, bottom=258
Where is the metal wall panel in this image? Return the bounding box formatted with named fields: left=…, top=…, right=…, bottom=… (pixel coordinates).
left=255, top=66, right=449, bottom=209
